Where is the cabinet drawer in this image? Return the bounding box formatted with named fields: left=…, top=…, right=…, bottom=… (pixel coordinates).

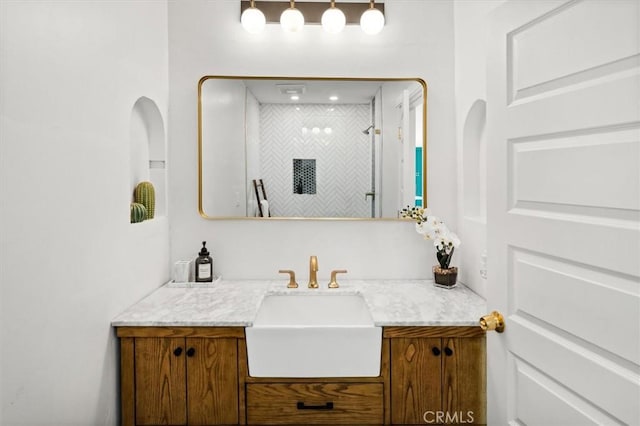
left=246, top=382, right=383, bottom=425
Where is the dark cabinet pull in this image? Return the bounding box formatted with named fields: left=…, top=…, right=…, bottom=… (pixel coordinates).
left=297, top=402, right=334, bottom=410
left=444, top=347, right=453, bottom=356
left=186, top=347, right=195, bottom=357
left=173, top=347, right=183, bottom=357
left=431, top=347, right=441, bottom=356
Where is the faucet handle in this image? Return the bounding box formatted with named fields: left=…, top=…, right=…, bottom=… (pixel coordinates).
left=279, top=270, right=298, bottom=288
left=328, top=270, right=347, bottom=289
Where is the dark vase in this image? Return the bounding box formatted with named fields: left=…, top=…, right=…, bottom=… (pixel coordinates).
left=433, top=266, right=458, bottom=289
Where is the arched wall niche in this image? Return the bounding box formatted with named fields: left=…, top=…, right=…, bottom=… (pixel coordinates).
left=130, top=96, right=167, bottom=218
left=462, top=99, right=487, bottom=221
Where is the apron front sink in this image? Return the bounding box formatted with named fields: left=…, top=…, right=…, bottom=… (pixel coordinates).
left=245, top=294, right=382, bottom=377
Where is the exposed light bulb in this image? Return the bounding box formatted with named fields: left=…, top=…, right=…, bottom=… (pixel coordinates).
left=241, top=2, right=266, bottom=34
left=360, top=3, right=385, bottom=35
left=321, top=2, right=346, bottom=34
left=280, top=3, right=304, bottom=32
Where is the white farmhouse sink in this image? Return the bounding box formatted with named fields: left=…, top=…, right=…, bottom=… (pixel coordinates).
left=245, top=294, right=382, bottom=377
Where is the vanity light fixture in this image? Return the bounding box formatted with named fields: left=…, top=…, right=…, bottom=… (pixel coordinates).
left=321, top=0, right=346, bottom=34
left=290, top=95, right=300, bottom=101
left=329, top=95, right=339, bottom=101
left=240, top=1, right=385, bottom=34
left=280, top=0, right=305, bottom=32
left=241, top=0, right=266, bottom=34
left=360, top=0, right=385, bottom=35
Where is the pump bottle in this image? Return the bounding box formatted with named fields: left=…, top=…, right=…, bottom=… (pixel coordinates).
left=195, top=241, right=213, bottom=282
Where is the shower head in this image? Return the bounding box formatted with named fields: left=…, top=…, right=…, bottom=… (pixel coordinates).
left=362, top=125, right=375, bottom=135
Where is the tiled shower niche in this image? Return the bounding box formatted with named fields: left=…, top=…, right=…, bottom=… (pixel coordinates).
left=293, top=159, right=316, bottom=194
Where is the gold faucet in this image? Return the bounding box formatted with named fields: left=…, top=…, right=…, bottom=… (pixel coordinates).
left=278, top=269, right=298, bottom=288
left=328, top=269, right=347, bottom=288
left=308, top=256, right=319, bottom=288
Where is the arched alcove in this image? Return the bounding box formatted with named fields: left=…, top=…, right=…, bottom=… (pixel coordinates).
left=462, top=99, right=487, bottom=220
left=130, top=97, right=167, bottom=218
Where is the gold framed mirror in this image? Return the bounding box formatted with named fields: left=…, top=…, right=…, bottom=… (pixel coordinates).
left=198, top=76, right=427, bottom=220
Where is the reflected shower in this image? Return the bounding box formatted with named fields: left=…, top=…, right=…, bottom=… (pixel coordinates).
left=362, top=125, right=375, bottom=135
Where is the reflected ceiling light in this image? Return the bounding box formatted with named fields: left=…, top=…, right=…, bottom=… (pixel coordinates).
left=321, top=0, right=346, bottom=34
left=324, top=127, right=333, bottom=134
left=280, top=0, right=305, bottom=32
left=312, top=127, right=321, bottom=134
left=241, top=0, right=266, bottom=34
left=360, top=0, right=385, bottom=35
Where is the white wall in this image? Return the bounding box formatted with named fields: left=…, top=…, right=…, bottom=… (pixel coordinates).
left=454, top=0, right=506, bottom=297
left=169, top=0, right=456, bottom=280
left=0, top=1, right=169, bottom=424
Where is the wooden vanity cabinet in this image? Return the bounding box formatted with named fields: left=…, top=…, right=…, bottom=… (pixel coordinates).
left=117, top=327, right=243, bottom=426
left=386, top=327, right=486, bottom=425
left=117, top=326, right=485, bottom=425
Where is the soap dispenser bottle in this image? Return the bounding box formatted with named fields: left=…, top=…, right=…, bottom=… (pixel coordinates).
left=195, top=241, right=213, bottom=282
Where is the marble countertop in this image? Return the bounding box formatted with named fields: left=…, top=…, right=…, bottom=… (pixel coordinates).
left=111, top=279, right=486, bottom=327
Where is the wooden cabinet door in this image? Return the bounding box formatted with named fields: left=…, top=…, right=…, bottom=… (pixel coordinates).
left=392, top=337, right=486, bottom=425
left=442, top=337, right=486, bottom=425
left=391, top=338, right=442, bottom=424
left=135, top=337, right=187, bottom=425
left=186, top=338, right=239, bottom=425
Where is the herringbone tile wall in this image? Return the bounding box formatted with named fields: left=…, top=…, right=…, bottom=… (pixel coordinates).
left=258, top=103, right=372, bottom=217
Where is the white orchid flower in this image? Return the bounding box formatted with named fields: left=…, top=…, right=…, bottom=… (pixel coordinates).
left=423, top=228, right=436, bottom=240
left=434, top=222, right=449, bottom=235
left=403, top=206, right=461, bottom=258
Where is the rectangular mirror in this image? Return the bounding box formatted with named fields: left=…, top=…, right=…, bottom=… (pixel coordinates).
left=198, top=76, right=427, bottom=219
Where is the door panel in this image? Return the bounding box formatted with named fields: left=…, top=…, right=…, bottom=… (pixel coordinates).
left=508, top=1, right=639, bottom=99
left=511, top=128, right=639, bottom=212
left=509, top=317, right=637, bottom=424
left=135, top=337, right=186, bottom=425
left=186, top=337, right=238, bottom=425
left=487, top=0, right=640, bottom=424
left=511, top=248, right=639, bottom=364
left=514, top=357, right=618, bottom=425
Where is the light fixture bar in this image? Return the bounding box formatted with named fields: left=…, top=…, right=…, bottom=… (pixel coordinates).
left=240, top=1, right=384, bottom=25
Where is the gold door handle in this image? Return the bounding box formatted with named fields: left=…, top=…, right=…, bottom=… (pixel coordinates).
left=479, top=311, right=505, bottom=333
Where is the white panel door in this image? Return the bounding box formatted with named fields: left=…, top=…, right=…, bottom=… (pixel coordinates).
left=486, top=1, right=640, bottom=425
